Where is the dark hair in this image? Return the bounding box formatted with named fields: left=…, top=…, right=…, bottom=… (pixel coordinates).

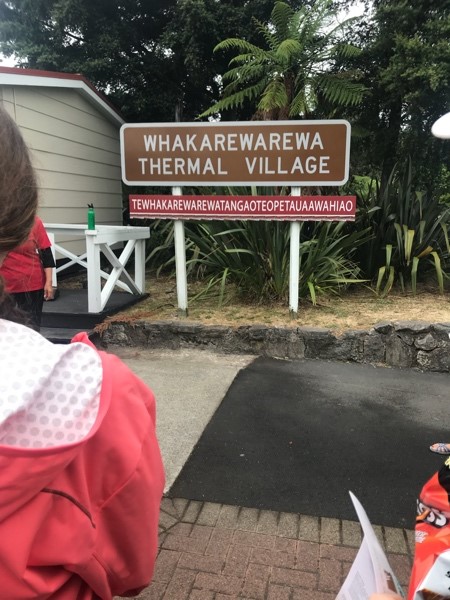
left=0, top=278, right=30, bottom=325
left=0, top=106, right=38, bottom=253
left=0, top=106, right=38, bottom=323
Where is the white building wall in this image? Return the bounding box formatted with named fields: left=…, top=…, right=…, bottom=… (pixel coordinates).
left=0, top=84, right=123, bottom=256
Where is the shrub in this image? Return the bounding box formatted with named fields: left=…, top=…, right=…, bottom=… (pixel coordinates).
left=179, top=187, right=370, bottom=305
left=353, top=159, right=450, bottom=295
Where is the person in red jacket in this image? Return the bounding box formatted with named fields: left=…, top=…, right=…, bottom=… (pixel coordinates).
left=0, top=214, right=55, bottom=331
left=0, top=106, right=165, bottom=598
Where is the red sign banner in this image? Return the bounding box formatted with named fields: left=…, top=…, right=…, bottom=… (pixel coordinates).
left=129, top=195, right=356, bottom=221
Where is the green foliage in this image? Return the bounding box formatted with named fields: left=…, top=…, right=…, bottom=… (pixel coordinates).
left=437, top=166, right=450, bottom=205
left=143, top=219, right=175, bottom=275
left=184, top=219, right=291, bottom=303
left=183, top=218, right=369, bottom=305
left=0, top=0, right=180, bottom=121
left=0, top=0, right=291, bottom=121
left=2, top=0, right=448, bottom=198
left=3, top=0, right=449, bottom=307
left=199, top=0, right=366, bottom=120
left=346, top=0, right=450, bottom=194
left=297, top=221, right=368, bottom=302
left=149, top=186, right=370, bottom=305
left=352, top=159, right=450, bottom=295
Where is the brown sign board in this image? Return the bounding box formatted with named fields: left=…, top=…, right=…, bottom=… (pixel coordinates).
left=120, top=120, right=350, bottom=187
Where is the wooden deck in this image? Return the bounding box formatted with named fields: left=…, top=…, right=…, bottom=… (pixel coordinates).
left=41, top=288, right=148, bottom=343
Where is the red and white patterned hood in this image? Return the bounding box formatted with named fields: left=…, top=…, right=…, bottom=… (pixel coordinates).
left=0, top=319, right=102, bottom=449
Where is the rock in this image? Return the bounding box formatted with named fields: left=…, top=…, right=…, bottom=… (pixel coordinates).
left=99, top=320, right=450, bottom=373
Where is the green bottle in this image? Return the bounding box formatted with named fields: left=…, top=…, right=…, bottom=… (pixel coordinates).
left=87, top=203, right=96, bottom=230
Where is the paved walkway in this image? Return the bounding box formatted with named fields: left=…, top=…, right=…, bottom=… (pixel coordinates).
left=131, top=497, right=413, bottom=599
left=110, top=346, right=415, bottom=599
left=108, top=346, right=254, bottom=492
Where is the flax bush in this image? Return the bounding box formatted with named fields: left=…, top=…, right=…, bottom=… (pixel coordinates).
left=146, top=186, right=369, bottom=305
left=352, top=159, right=450, bottom=295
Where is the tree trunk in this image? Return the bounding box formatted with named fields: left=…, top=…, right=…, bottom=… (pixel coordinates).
left=380, top=98, right=402, bottom=193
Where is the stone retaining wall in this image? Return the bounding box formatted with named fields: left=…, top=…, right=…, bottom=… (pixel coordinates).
left=100, top=320, right=450, bottom=372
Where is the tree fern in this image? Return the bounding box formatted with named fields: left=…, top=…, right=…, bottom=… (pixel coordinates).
left=199, top=0, right=366, bottom=120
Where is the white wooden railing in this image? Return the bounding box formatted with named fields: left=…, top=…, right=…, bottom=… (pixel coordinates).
left=44, top=224, right=150, bottom=313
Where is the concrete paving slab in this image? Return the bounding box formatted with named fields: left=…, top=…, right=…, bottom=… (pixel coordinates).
left=107, top=346, right=254, bottom=491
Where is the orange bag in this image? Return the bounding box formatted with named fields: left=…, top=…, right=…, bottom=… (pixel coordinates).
left=408, top=457, right=450, bottom=599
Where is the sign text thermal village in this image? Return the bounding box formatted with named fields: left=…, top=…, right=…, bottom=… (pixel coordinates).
left=138, top=130, right=330, bottom=176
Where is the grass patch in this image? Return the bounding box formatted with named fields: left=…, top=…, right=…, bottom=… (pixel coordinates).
left=62, top=273, right=449, bottom=334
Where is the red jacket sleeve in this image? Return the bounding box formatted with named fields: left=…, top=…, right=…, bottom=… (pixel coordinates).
left=70, top=334, right=165, bottom=596
left=89, top=352, right=165, bottom=596
left=33, top=217, right=52, bottom=251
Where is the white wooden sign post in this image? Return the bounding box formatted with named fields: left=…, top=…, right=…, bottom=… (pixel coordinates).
left=120, top=120, right=354, bottom=317
left=172, top=186, right=188, bottom=315
left=289, top=187, right=301, bottom=315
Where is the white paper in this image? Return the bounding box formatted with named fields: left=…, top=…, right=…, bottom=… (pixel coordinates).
left=335, top=491, right=405, bottom=599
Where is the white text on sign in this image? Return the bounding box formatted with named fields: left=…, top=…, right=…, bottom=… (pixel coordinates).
left=129, top=195, right=357, bottom=221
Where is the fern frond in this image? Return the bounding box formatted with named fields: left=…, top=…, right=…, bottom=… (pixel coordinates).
left=223, top=78, right=268, bottom=102
left=275, top=38, right=302, bottom=63
left=324, top=14, right=362, bottom=39
left=334, top=42, right=362, bottom=59
left=222, top=64, right=270, bottom=86
left=317, top=74, right=366, bottom=106
left=288, top=90, right=310, bottom=117
left=254, top=21, right=277, bottom=53
left=226, top=55, right=256, bottom=69
left=199, top=77, right=270, bottom=117
left=258, top=80, right=288, bottom=110
left=214, top=38, right=263, bottom=55
left=198, top=95, right=246, bottom=118
left=227, top=52, right=271, bottom=69
left=300, top=0, right=334, bottom=39
left=270, top=1, right=295, bottom=45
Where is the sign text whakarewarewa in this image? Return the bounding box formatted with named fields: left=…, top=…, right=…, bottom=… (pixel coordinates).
left=120, top=120, right=350, bottom=186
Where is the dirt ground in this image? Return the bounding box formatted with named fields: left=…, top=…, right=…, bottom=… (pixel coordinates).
left=61, top=273, right=450, bottom=334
